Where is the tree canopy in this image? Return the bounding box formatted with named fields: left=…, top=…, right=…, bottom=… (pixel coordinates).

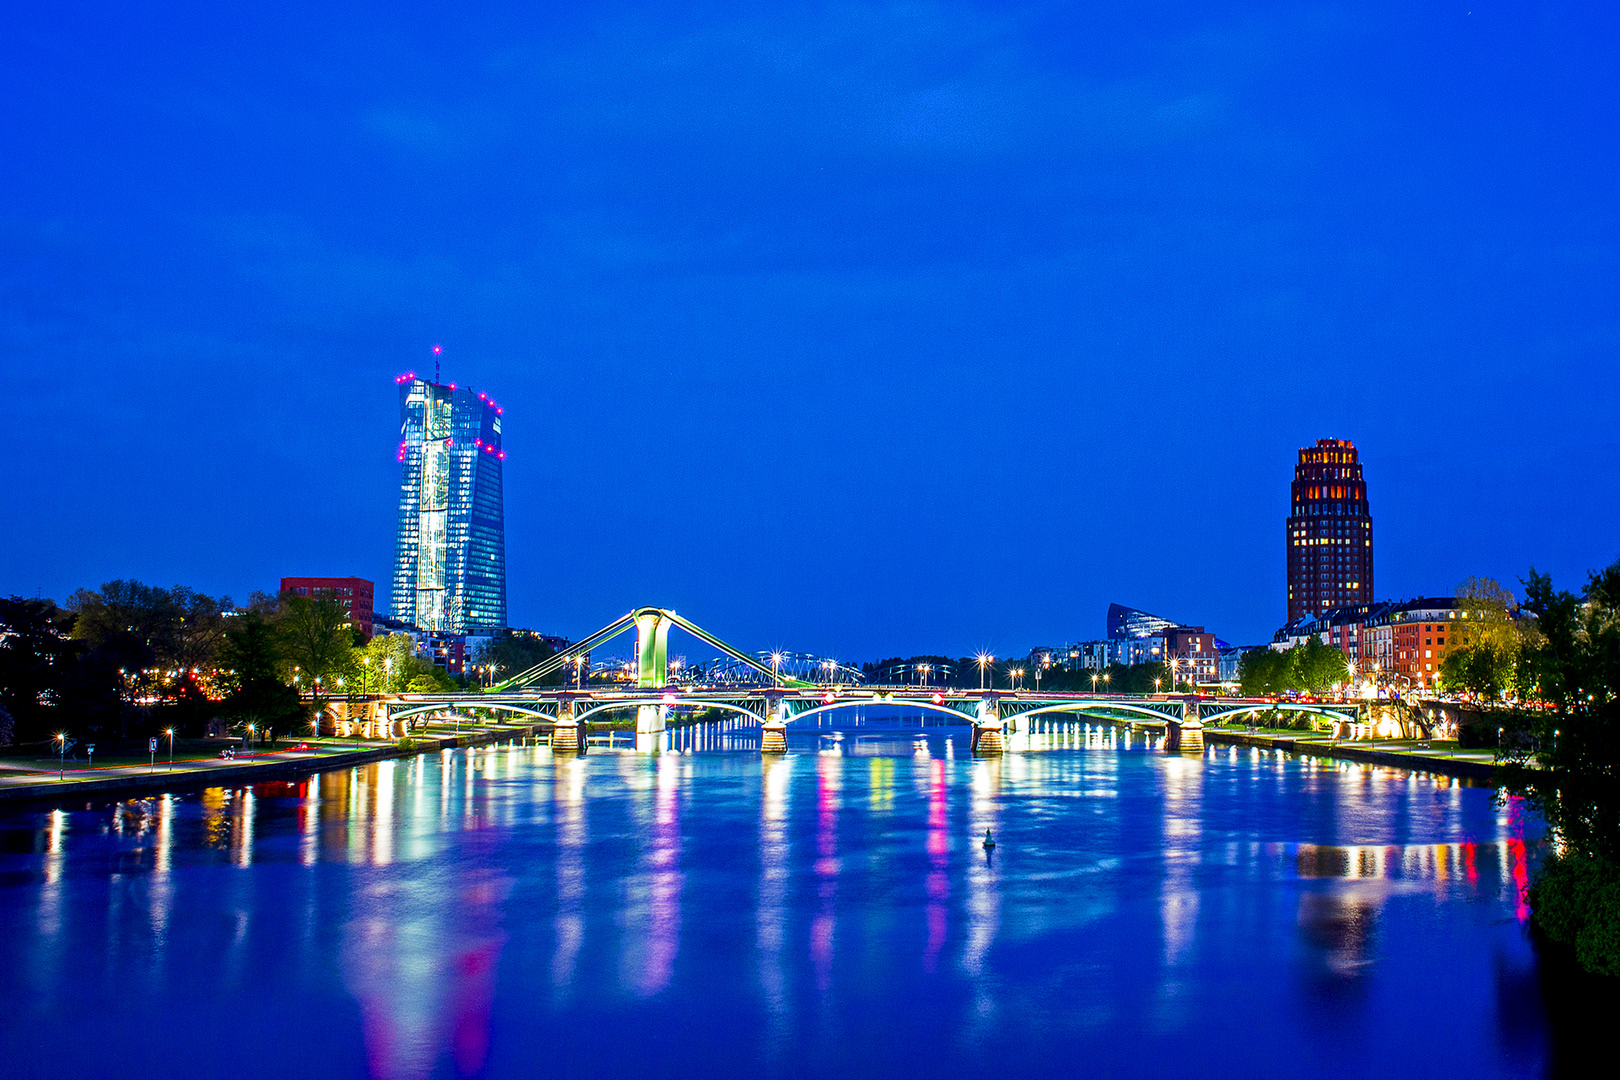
left=1499, top=556, right=1620, bottom=976
left=1237, top=636, right=1347, bottom=697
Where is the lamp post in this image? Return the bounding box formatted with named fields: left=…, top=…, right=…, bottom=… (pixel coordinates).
left=1091, top=672, right=1099, bottom=694
left=55, top=732, right=66, bottom=780
left=166, top=728, right=175, bottom=770
left=918, top=663, right=930, bottom=687
left=977, top=653, right=992, bottom=690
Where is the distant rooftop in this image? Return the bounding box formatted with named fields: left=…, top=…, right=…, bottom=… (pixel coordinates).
left=1107, top=603, right=1181, bottom=641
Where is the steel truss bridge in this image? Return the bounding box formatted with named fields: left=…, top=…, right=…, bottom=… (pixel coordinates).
left=387, top=607, right=1366, bottom=754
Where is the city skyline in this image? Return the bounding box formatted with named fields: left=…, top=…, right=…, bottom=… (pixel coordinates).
left=3, top=3, right=1616, bottom=656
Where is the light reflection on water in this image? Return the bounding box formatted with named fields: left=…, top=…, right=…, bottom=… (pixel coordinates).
left=0, top=720, right=1551, bottom=1079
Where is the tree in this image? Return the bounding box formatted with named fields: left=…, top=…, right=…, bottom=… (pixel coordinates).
left=1238, top=648, right=1290, bottom=696
left=1289, top=635, right=1348, bottom=695
left=274, top=592, right=355, bottom=691
left=217, top=611, right=304, bottom=740
left=1499, top=557, right=1620, bottom=975
left=350, top=633, right=454, bottom=694
left=473, top=633, right=561, bottom=687
left=0, top=597, right=78, bottom=742
left=1439, top=576, right=1536, bottom=700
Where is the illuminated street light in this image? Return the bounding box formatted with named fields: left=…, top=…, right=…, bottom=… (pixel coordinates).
left=771, top=652, right=784, bottom=688
left=977, top=653, right=993, bottom=690
left=165, top=728, right=175, bottom=770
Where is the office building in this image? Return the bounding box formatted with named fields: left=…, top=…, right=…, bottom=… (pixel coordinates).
left=1107, top=603, right=1180, bottom=641
left=390, top=372, right=507, bottom=634
left=1286, top=438, right=1374, bottom=621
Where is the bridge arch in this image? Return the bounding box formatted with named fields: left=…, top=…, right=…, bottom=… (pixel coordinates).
left=1197, top=702, right=1360, bottom=724
left=782, top=698, right=978, bottom=727
left=574, top=699, right=770, bottom=727
left=1004, top=701, right=1181, bottom=726
left=388, top=701, right=555, bottom=723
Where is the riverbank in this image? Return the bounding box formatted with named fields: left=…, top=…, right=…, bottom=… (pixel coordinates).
left=1203, top=727, right=1500, bottom=781
left=0, top=722, right=546, bottom=808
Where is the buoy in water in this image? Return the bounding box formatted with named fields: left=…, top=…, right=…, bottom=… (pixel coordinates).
left=982, top=829, right=996, bottom=849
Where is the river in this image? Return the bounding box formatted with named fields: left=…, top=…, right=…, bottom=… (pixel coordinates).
left=0, top=720, right=1571, bottom=1078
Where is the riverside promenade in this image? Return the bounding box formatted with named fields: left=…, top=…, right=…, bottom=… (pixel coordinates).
left=1202, top=724, right=1501, bottom=780
left=0, top=720, right=546, bottom=807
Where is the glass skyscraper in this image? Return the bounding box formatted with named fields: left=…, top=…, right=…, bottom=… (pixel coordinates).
left=391, top=373, right=507, bottom=633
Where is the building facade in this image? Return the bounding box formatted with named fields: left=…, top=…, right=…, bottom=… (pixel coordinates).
left=1162, top=626, right=1220, bottom=685
left=390, top=372, right=507, bottom=634
left=279, top=576, right=374, bottom=638
left=1271, top=597, right=1457, bottom=692
left=1286, top=438, right=1374, bottom=622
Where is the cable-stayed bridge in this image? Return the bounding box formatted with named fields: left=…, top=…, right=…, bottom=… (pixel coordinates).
left=386, top=607, right=1365, bottom=754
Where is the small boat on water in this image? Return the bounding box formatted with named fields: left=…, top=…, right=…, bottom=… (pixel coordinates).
left=982, top=829, right=996, bottom=850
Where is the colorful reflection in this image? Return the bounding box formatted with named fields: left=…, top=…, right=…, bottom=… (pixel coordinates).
left=0, top=727, right=1558, bottom=1080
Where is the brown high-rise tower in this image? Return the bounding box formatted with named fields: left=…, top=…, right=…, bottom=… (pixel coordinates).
left=1286, top=439, right=1373, bottom=621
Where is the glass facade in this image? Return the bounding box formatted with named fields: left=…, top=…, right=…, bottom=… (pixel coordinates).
left=391, top=375, right=507, bottom=633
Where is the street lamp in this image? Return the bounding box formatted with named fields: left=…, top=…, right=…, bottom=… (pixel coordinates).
left=918, top=663, right=931, bottom=687
left=1091, top=672, right=1099, bottom=693
left=165, top=728, right=175, bottom=770
left=977, top=653, right=992, bottom=690
left=1011, top=666, right=1024, bottom=690
left=55, top=732, right=67, bottom=780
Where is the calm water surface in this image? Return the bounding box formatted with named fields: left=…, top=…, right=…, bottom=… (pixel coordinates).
left=0, top=722, right=1554, bottom=1079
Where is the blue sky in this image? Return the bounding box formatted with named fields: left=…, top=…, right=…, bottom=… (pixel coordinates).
left=1, top=1, right=1616, bottom=658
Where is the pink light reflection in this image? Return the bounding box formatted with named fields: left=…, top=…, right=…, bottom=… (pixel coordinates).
left=923, top=759, right=948, bottom=973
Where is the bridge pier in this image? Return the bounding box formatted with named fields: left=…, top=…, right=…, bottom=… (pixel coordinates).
left=1166, top=703, right=1204, bottom=754
left=636, top=704, right=668, bottom=753
left=971, top=723, right=1006, bottom=754
left=760, top=723, right=787, bottom=754
left=552, top=720, right=584, bottom=752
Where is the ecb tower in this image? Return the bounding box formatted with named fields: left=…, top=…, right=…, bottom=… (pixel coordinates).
left=391, top=373, right=507, bottom=633
left=1286, top=438, right=1373, bottom=621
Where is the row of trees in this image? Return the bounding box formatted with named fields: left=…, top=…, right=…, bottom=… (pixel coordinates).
left=1236, top=637, right=1349, bottom=697
left=1495, top=558, right=1620, bottom=975
left=0, top=581, right=464, bottom=747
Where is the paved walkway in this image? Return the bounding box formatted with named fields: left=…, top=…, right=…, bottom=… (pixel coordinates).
left=1204, top=726, right=1501, bottom=779
left=0, top=722, right=542, bottom=805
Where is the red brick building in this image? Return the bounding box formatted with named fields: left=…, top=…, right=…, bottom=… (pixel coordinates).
left=280, top=577, right=375, bottom=638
